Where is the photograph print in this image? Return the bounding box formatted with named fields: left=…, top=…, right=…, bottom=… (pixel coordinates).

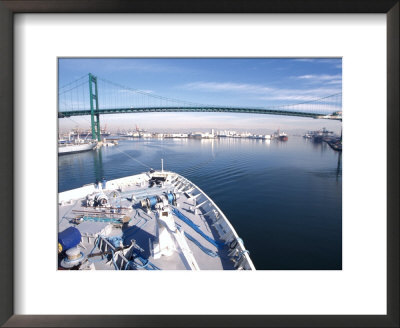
left=58, top=58, right=342, bottom=271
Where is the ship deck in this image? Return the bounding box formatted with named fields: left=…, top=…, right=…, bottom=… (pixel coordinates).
left=58, top=171, right=254, bottom=270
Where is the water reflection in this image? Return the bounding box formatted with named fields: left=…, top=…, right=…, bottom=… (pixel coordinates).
left=59, top=136, right=342, bottom=269
left=336, top=151, right=342, bottom=181
left=93, top=149, right=104, bottom=183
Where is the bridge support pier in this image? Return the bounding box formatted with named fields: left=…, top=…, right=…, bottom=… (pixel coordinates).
left=89, top=73, right=101, bottom=141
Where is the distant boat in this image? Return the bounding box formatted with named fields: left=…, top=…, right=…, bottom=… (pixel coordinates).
left=273, top=129, right=288, bottom=141
left=326, top=139, right=342, bottom=151
left=71, top=128, right=111, bottom=139
left=305, top=128, right=334, bottom=143
left=190, top=131, right=216, bottom=139
left=278, top=132, right=288, bottom=141
left=303, top=131, right=314, bottom=139
left=119, top=132, right=140, bottom=138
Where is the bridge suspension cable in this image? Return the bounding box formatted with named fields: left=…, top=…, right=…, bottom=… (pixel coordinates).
left=59, top=74, right=88, bottom=90
left=58, top=73, right=342, bottom=120
left=97, top=77, right=214, bottom=109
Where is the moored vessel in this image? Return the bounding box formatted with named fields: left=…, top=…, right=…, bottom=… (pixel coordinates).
left=278, top=133, right=288, bottom=141
left=273, top=129, right=288, bottom=141
left=58, top=141, right=96, bottom=155
left=274, top=129, right=288, bottom=141
left=326, top=138, right=342, bottom=151
left=306, top=127, right=333, bottom=143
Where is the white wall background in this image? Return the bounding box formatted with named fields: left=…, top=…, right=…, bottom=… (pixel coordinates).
left=14, top=14, right=386, bottom=315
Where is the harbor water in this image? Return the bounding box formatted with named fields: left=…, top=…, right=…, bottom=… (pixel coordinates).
left=58, top=137, right=342, bottom=270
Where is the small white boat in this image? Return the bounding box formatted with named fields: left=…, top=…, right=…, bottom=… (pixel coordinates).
left=58, top=142, right=96, bottom=155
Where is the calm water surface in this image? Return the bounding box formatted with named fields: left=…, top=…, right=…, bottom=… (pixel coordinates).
left=58, top=137, right=342, bottom=270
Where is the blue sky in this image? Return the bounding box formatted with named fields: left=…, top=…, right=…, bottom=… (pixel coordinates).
left=58, top=58, right=342, bottom=133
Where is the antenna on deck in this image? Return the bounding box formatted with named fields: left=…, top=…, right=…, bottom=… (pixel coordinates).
left=161, top=158, right=164, bottom=172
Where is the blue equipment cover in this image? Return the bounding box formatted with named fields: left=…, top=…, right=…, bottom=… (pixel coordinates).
left=58, top=227, right=81, bottom=251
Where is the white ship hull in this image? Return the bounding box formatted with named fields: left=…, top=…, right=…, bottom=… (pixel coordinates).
left=58, top=170, right=256, bottom=270
left=58, top=142, right=96, bottom=155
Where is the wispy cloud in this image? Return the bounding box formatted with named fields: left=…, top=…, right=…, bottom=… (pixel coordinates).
left=257, top=88, right=341, bottom=102
left=292, top=58, right=340, bottom=62
left=292, top=59, right=316, bottom=62
left=280, top=103, right=342, bottom=112
left=182, top=81, right=341, bottom=104
left=184, top=82, right=273, bottom=94
left=118, top=88, right=154, bottom=94
left=291, top=58, right=342, bottom=69
left=292, top=74, right=342, bottom=86
left=296, top=74, right=341, bottom=81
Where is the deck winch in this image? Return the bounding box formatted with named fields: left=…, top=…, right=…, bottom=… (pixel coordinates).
left=95, top=193, right=109, bottom=206
left=148, top=176, right=166, bottom=187
left=86, top=192, right=109, bottom=207
left=60, top=247, right=84, bottom=268
left=140, top=192, right=178, bottom=210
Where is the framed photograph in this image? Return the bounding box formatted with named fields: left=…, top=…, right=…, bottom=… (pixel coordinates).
left=0, top=1, right=398, bottom=327
left=56, top=57, right=342, bottom=272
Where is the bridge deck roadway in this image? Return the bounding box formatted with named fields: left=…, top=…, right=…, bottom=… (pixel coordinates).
left=58, top=107, right=341, bottom=120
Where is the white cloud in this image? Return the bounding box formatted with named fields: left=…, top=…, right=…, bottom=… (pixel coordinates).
left=292, top=58, right=341, bottom=63
left=296, top=74, right=341, bottom=80
left=183, top=81, right=341, bottom=105
left=118, top=88, right=154, bottom=94
left=279, top=103, right=342, bottom=113
left=292, top=58, right=316, bottom=62
left=257, top=95, right=321, bottom=102
left=184, top=82, right=273, bottom=94
left=257, top=87, right=341, bottom=102
left=293, top=74, right=342, bottom=85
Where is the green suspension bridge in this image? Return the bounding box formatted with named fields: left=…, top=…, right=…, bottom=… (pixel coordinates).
left=58, top=73, right=342, bottom=141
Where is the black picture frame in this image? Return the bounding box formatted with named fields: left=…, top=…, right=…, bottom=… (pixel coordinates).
left=0, top=1, right=398, bottom=327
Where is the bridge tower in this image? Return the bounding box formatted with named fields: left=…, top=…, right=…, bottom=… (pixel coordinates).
left=89, top=73, right=101, bottom=141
